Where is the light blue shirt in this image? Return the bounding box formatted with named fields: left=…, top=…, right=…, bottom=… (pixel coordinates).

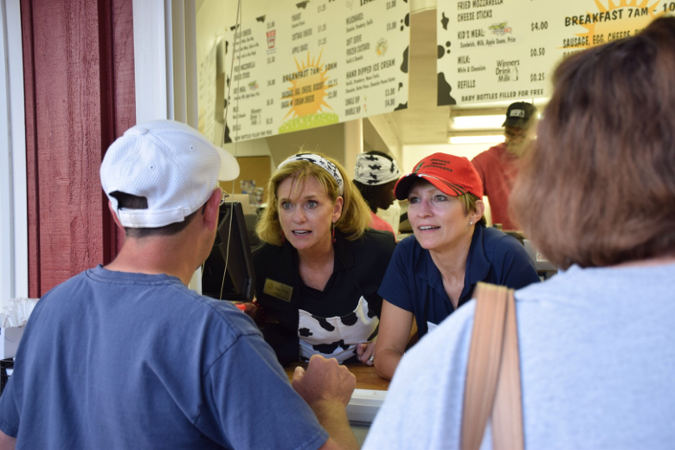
left=366, top=263, right=675, bottom=449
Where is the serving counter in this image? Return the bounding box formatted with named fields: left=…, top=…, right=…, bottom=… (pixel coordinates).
left=285, top=363, right=389, bottom=390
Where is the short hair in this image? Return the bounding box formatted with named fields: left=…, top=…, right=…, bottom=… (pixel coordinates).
left=511, top=17, right=675, bottom=268
left=109, top=191, right=199, bottom=238
left=457, top=193, right=484, bottom=223
left=256, top=153, right=370, bottom=246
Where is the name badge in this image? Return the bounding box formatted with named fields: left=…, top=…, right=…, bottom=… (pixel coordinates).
left=263, top=278, right=293, bottom=303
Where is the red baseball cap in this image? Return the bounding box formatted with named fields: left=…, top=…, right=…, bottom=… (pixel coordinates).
left=394, top=152, right=483, bottom=200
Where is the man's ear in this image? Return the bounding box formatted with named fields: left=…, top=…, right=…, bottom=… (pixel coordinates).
left=202, top=188, right=222, bottom=231
left=108, top=201, right=124, bottom=230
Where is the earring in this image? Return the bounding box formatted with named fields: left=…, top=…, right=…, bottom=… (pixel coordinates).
left=331, top=222, right=336, bottom=243
left=469, top=220, right=473, bottom=226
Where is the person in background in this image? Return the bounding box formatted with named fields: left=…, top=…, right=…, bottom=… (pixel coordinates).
left=352, top=151, right=401, bottom=237
left=471, top=101, right=537, bottom=231
left=374, top=152, right=539, bottom=380
left=253, top=153, right=395, bottom=367
left=364, top=17, right=675, bottom=448
left=0, top=121, right=359, bottom=450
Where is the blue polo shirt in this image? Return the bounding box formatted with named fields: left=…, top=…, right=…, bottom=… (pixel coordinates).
left=378, top=224, right=539, bottom=337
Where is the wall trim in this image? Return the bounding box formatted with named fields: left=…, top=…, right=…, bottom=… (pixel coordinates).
left=0, top=0, right=28, bottom=300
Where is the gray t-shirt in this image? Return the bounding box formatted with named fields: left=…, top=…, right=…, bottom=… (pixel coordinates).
left=365, top=262, right=675, bottom=449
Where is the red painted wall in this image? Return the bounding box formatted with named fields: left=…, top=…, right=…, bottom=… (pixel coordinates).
left=21, top=0, right=135, bottom=297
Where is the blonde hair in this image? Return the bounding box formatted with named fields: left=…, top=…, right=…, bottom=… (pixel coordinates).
left=256, top=153, right=371, bottom=246
left=456, top=192, right=481, bottom=216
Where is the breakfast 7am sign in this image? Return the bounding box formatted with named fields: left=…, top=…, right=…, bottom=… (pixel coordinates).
left=437, top=0, right=675, bottom=106
left=218, top=0, right=410, bottom=143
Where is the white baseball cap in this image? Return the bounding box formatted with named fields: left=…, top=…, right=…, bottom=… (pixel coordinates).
left=100, top=120, right=239, bottom=228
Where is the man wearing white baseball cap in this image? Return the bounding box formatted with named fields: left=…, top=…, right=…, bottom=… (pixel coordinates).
left=0, top=120, right=358, bottom=449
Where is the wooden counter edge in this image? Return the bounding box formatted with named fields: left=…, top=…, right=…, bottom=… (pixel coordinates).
left=284, top=363, right=390, bottom=391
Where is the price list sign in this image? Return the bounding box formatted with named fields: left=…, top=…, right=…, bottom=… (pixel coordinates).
left=437, top=0, right=674, bottom=106
left=221, top=0, right=409, bottom=143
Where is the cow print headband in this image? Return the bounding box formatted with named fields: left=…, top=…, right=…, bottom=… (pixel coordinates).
left=277, top=153, right=344, bottom=195
left=354, top=152, right=401, bottom=186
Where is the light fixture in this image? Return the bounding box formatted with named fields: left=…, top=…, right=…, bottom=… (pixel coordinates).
left=447, top=107, right=506, bottom=144
left=451, top=115, right=504, bottom=130
left=448, top=135, right=504, bottom=145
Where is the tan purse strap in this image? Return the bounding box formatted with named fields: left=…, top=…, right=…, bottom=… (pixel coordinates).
left=460, top=282, right=524, bottom=450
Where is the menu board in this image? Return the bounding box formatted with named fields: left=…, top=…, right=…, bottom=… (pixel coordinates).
left=437, top=0, right=675, bottom=106
left=217, top=0, right=409, bottom=143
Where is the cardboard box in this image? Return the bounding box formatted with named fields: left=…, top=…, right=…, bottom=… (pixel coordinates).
left=0, top=326, right=25, bottom=360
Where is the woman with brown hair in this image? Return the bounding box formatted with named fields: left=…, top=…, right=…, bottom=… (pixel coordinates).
left=253, top=153, right=395, bottom=366
left=364, top=17, right=675, bottom=448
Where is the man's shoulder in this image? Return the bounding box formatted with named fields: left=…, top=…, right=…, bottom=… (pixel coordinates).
left=472, top=142, right=506, bottom=164
left=39, top=266, right=106, bottom=302
left=47, top=266, right=255, bottom=328
left=153, top=287, right=263, bottom=346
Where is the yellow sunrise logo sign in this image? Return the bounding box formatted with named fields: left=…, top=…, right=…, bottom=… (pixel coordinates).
left=569, top=0, right=663, bottom=49
left=279, top=51, right=338, bottom=134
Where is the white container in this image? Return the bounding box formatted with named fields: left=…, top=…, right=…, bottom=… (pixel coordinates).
left=0, top=326, right=25, bottom=360
left=0, top=297, right=38, bottom=359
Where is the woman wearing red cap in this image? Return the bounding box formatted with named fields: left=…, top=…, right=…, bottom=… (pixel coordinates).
left=373, top=152, right=539, bottom=380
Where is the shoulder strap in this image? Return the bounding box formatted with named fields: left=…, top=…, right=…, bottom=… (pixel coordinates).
left=491, top=284, right=524, bottom=450
left=461, top=282, right=524, bottom=450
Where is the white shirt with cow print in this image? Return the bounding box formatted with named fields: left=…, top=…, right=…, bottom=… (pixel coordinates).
left=298, top=296, right=378, bottom=363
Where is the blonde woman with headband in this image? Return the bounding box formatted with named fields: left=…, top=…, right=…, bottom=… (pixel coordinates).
left=253, top=152, right=396, bottom=366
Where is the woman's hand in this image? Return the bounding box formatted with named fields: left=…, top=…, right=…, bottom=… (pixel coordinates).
left=356, top=339, right=376, bottom=366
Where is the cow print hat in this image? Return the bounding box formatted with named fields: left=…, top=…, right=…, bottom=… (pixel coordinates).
left=354, top=151, right=401, bottom=186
